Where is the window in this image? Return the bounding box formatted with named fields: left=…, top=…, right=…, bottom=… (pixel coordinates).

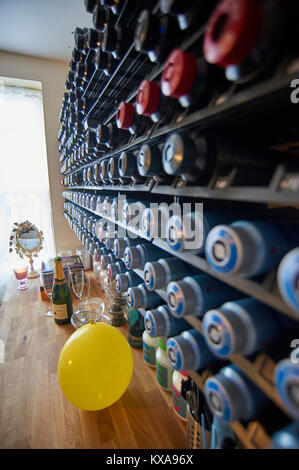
left=0, top=77, right=55, bottom=280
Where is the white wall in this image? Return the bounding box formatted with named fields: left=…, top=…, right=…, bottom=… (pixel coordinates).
left=0, top=50, right=79, bottom=253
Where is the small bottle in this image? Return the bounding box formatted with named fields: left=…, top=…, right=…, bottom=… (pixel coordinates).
left=202, top=298, right=286, bottom=358
left=143, top=258, right=197, bottom=291
left=204, top=365, right=268, bottom=423
left=116, top=102, right=150, bottom=136
left=107, top=156, right=120, bottom=185
left=167, top=329, right=216, bottom=371
left=160, top=0, right=217, bottom=31
left=115, top=271, right=142, bottom=293
left=127, top=284, right=161, bottom=310
left=108, top=260, right=127, bottom=280
left=205, top=221, right=299, bottom=277
left=118, top=151, right=145, bottom=185
left=274, top=349, right=299, bottom=420
left=166, top=209, right=246, bottom=254
left=162, top=132, right=282, bottom=186
left=137, top=143, right=167, bottom=181
left=102, top=24, right=133, bottom=60
left=101, top=252, right=116, bottom=269
left=156, top=337, right=174, bottom=391
left=84, top=0, right=97, bottom=14
left=135, top=79, right=177, bottom=124
left=172, top=371, right=189, bottom=421
left=141, top=202, right=181, bottom=240
left=104, top=227, right=118, bottom=250
left=113, top=236, right=139, bottom=259
left=143, top=330, right=159, bottom=368
left=161, top=49, right=223, bottom=108
left=93, top=3, right=108, bottom=32
left=93, top=248, right=103, bottom=283
left=167, top=275, right=241, bottom=318
left=268, top=422, right=299, bottom=450
left=99, top=159, right=110, bottom=184
left=210, top=416, right=236, bottom=449
left=145, top=305, right=191, bottom=337
left=52, top=257, right=73, bottom=325
left=277, top=248, right=299, bottom=315
left=122, top=200, right=148, bottom=228
left=203, top=0, right=286, bottom=84
left=135, top=10, right=182, bottom=63
left=124, top=244, right=165, bottom=270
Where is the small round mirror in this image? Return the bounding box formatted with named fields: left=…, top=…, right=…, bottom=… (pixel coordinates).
left=9, top=221, right=44, bottom=279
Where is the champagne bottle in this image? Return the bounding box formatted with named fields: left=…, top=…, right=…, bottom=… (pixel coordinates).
left=52, top=257, right=73, bottom=325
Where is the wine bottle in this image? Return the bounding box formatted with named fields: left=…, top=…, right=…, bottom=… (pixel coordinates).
left=52, top=257, right=73, bottom=325
left=167, top=274, right=242, bottom=318
left=204, top=365, right=268, bottom=423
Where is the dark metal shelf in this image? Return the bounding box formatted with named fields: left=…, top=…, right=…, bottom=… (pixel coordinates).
left=63, top=69, right=299, bottom=206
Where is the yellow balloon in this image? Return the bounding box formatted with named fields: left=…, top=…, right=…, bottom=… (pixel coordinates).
left=58, top=322, right=133, bottom=411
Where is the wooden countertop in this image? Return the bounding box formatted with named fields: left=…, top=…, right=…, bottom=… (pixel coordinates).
left=0, top=272, right=187, bottom=449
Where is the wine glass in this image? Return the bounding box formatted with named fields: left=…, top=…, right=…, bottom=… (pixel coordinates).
left=69, top=267, right=85, bottom=305
left=82, top=272, right=90, bottom=302
left=71, top=297, right=106, bottom=329
left=13, top=266, right=29, bottom=290
left=41, top=270, right=54, bottom=317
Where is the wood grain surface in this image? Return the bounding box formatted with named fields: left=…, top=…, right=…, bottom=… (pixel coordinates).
left=0, top=272, right=187, bottom=449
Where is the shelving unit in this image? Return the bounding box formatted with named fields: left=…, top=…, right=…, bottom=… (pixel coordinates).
left=59, top=0, right=299, bottom=450
left=63, top=193, right=298, bottom=322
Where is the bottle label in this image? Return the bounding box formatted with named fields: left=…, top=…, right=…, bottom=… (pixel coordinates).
left=52, top=303, right=69, bottom=320
left=156, top=360, right=173, bottom=390
left=172, top=385, right=187, bottom=419
left=143, top=341, right=156, bottom=366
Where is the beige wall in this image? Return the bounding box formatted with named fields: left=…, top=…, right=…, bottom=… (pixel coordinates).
left=0, top=50, right=79, bottom=253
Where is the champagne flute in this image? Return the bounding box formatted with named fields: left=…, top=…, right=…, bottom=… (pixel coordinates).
left=69, top=267, right=85, bottom=305
left=81, top=272, right=90, bottom=302
left=41, top=270, right=54, bottom=317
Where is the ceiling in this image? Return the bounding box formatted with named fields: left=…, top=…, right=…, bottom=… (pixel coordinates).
left=0, top=0, right=93, bottom=62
